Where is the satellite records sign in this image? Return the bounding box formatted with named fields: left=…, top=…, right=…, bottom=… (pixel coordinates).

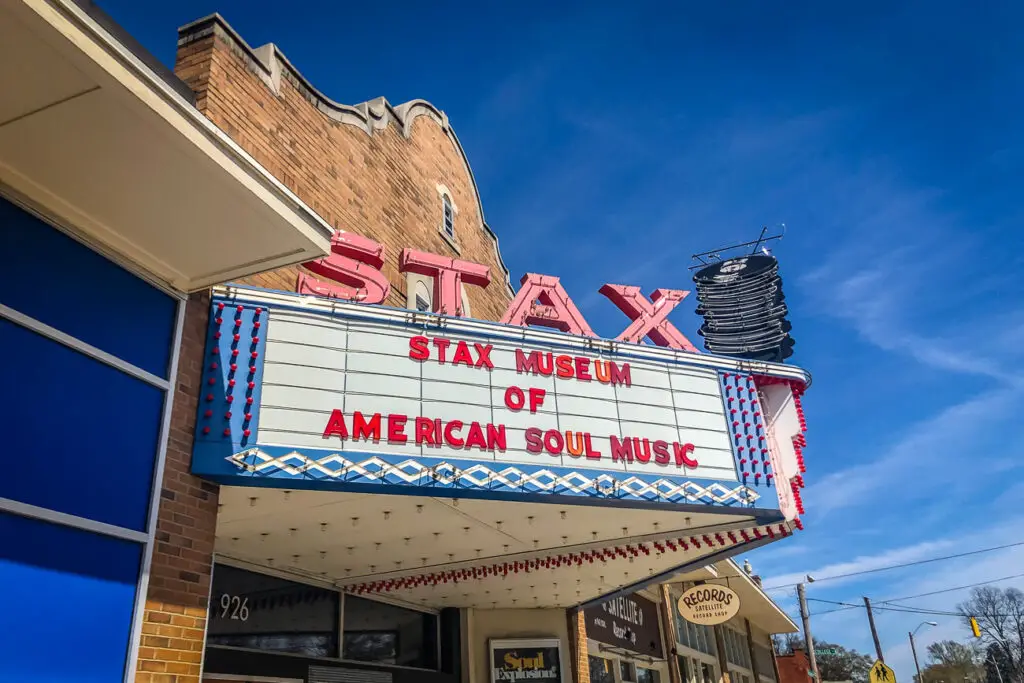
left=585, top=592, right=664, bottom=658
left=490, top=639, right=565, bottom=683
left=677, top=584, right=741, bottom=626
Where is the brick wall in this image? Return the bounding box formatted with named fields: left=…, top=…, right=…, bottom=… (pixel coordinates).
left=570, top=609, right=591, bottom=683
left=176, top=17, right=514, bottom=321
left=775, top=648, right=810, bottom=683
left=136, top=292, right=218, bottom=682
left=136, top=14, right=516, bottom=681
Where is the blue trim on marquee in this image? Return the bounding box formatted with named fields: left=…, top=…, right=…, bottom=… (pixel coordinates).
left=192, top=444, right=777, bottom=512
left=192, top=300, right=268, bottom=458
left=719, top=370, right=774, bottom=492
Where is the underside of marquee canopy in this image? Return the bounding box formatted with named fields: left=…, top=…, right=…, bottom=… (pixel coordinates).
left=214, top=486, right=794, bottom=610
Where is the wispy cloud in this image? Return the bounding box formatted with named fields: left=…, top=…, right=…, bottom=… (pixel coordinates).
left=802, top=386, right=1022, bottom=517
left=762, top=537, right=956, bottom=593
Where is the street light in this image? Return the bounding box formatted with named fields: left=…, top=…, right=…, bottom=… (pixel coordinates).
left=910, top=621, right=939, bottom=683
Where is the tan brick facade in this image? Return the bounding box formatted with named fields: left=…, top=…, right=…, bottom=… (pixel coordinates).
left=136, top=292, right=218, bottom=682
left=175, top=16, right=513, bottom=320
left=136, top=14, right=515, bottom=682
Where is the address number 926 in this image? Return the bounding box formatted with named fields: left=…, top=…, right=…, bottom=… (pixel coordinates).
left=219, top=593, right=250, bottom=621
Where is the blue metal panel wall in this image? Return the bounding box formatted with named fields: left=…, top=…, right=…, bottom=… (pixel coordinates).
left=0, top=198, right=176, bottom=378
left=0, top=512, right=144, bottom=683
left=0, top=196, right=178, bottom=682
left=0, top=318, right=165, bottom=530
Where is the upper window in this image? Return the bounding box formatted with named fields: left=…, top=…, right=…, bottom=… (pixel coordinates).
left=442, top=194, right=455, bottom=238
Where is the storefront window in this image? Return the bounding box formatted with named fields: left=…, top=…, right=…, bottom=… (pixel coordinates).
left=207, top=564, right=339, bottom=658
left=723, top=627, right=752, bottom=669
left=754, top=643, right=776, bottom=681
left=590, top=655, right=616, bottom=683
left=679, top=656, right=695, bottom=683
left=638, top=667, right=661, bottom=683
left=621, top=660, right=637, bottom=682
left=701, top=661, right=717, bottom=683
left=341, top=595, right=437, bottom=669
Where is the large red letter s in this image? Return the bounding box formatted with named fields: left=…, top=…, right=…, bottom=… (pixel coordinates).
left=297, top=231, right=391, bottom=304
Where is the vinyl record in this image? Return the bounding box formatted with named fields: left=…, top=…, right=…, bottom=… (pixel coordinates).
left=694, top=255, right=778, bottom=285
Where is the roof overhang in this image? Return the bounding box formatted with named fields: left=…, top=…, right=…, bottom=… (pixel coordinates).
left=0, top=0, right=332, bottom=292
left=663, top=559, right=799, bottom=634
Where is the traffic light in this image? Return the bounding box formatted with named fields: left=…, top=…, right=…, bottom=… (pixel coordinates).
left=970, top=617, right=982, bottom=638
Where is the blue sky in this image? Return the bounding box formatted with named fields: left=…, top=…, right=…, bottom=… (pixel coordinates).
left=100, top=0, right=1024, bottom=677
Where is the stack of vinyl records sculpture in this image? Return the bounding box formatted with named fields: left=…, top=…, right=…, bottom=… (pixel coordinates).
left=693, top=254, right=794, bottom=362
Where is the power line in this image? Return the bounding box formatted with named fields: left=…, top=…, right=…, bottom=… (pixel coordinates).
left=879, top=573, right=1024, bottom=604
left=763, top=540, right=1024, bottom=591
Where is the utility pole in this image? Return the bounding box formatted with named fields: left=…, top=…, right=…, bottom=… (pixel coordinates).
left=864, top=597, right=884, bottom=662
left=798, top=583, right=821, bottom=682
left=910, top=631, right=923, bottom=683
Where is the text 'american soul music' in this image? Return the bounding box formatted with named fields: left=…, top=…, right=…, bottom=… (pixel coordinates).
left=320, top=335, right=699, bottom=468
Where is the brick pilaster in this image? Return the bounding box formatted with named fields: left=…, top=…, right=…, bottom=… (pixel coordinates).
left=568, top=609, right=590, bottom=683
left=135, top=292, right=219, bottom=683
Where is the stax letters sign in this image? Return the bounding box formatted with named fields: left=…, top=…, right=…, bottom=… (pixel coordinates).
left=298, top=230, right=699, bottom=351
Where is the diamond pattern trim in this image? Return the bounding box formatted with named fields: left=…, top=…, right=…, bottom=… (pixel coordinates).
left=226, top=449, right=759, bottom=506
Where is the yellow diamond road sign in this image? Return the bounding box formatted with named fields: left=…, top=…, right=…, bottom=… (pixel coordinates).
left=870, top=661, right=896, bottom=683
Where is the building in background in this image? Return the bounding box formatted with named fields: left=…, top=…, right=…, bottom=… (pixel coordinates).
left=775, top=646, right=811, bottom=683
left=0, top=3, right=813, bottom=683
left=584, top=560, right=795, bottom=683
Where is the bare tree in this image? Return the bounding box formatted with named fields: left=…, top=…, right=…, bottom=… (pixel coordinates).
left=921, top=640, right=983, bottom=683
left=957, top=587, right=1024, bottom=683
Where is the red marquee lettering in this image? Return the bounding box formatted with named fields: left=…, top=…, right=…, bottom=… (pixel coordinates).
left=555, top=355, right=574, bottom=378
left=584, top=434, right=602, bottom=459
left=574, top=357, right=592, bottom=381
left=432, top=338, right=451, bottom=363
left=525, top=427, right=543, bottom=453
left=400, top=249, right=491, bottom=317
left=409, top=335, right=429, bottom=361
left=516, top=349, right=553, bottom=376
left=674, top=442, right=698, bottom=467
left=323, top=409, right=348, bottom=439
left=444, top=420, right=465, bottom=447
left=452, top=340, right=475, bottom=367
left=599, top=284, right=698, bottom=351
left=500, top=273, right=596, bottom=336
left=387, top=414, right=408, bottom=443
left=486, top=424, right=507, bottom=451
left=352, top=412, right=382, bottom=441
left=653, top=440, right=670, bottom=464
left=414, top=417, right=436, bottom=445
left=610, top=435, right=633, bottom=463
left=473, top=343, right=493, bottom=369
left=504, top=386, right=526, bottom=411
left=543, top=429, right=564, bottom=455
left=528, top=388, right=546, bottom=413
left=465, top=422, right=488, bottom=450
left=298, top=231, right=390, bottom=303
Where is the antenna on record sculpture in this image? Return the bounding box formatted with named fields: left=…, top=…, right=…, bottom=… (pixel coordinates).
left=690, top=225, right=794, bottom=363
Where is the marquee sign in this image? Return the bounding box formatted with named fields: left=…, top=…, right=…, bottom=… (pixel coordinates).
left=191, top=284, right=808, bottom=513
